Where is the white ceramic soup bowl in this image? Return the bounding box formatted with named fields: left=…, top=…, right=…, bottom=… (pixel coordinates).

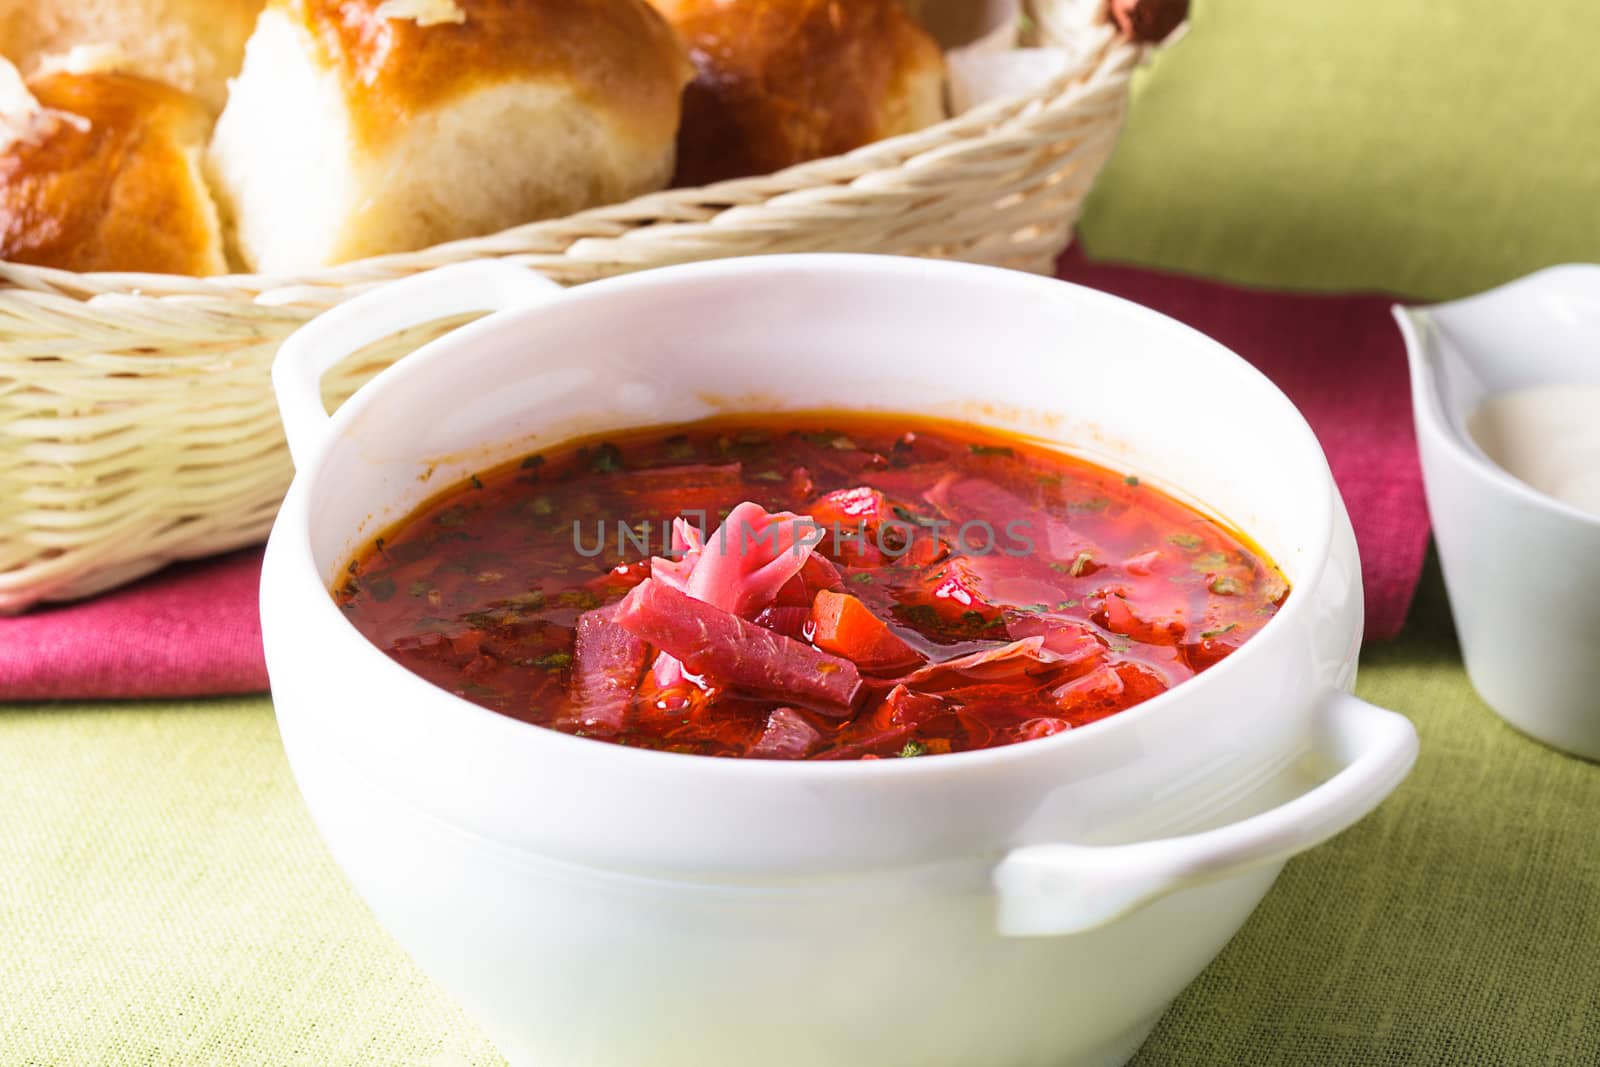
left=262, top=255, right=1417, bottom=1067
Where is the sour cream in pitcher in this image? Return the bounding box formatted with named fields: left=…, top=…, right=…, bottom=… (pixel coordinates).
left=1468, top=384, right=1600, bottom=517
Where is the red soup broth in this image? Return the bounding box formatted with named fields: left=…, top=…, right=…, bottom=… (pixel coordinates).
left=336, top=415, right=1289, bottom=760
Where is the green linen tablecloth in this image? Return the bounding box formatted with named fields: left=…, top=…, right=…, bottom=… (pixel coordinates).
left=6, top=0, right=1600, bottom=1062
left=1079, top=0, right=1600, bottom=301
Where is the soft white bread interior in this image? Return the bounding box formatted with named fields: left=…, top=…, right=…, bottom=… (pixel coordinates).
left=206, top=0, right=692, bottom=275
left=0, top=58, right=226, bottom=274
left=0, top=0, right=264, bottom=113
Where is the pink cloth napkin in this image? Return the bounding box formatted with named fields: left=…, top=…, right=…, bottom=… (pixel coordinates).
left=0, top=252, right=1429, bottom=701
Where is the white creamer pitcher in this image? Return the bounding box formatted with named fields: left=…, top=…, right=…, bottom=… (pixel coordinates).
left=1394, top=265, right=1600, bottom=761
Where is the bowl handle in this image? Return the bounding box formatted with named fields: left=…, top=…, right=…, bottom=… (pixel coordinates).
left=272, top=261, right=565, bottom=469
left=992, top=691, right=1417, bottom=937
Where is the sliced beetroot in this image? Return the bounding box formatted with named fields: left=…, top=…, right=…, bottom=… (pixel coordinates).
left=751, top=603, right=811, bottom=639
left=770, top=552, right=846, bottom=610
left=747, top=708, right=824, bottom=760
left=561, top=606, right=649, bottom=734
left=614, top=578, right=863, bottom=715
left=800, top=552, right=844, bottom=592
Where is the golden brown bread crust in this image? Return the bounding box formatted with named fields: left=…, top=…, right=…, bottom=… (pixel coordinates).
left=0, top=0, right=265, bottom=113
left=280, top=0, right=692, bottom=150
left=654, top=0, right=947, bottom=186
left=0, top=72, right=224, bottom=274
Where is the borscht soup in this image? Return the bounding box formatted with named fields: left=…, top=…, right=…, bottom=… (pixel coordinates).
left=336, top=415, right=1289, bottom=759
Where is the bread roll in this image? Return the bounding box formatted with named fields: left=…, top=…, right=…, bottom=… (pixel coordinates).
left=0, top=63, right=226, bottom=274
left=206, top=0, right=692, bottom=274
left=651, top=0, right=947, bottom=186
left=0, top=0, right=264, bottom=113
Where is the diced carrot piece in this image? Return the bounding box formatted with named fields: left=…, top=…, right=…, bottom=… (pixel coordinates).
left=809, top=590, right=923, bottom=673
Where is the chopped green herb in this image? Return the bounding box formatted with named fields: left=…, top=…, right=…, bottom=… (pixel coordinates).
left=408, top=580, right=432, bottom=598
left=1123, top=474, right=1140, bottom=487
left=556, top=589, right=602, bottom=611
left=340, top=578, right=359, bottom=598
left=1169, top=532, right=1203, bottom=551
left=661, top=436, right=696, bottom=461
left=1012, top=603, right=1049, bottom=615
left=535, top=652, right=573, bottom=670
left=1210, top=576, right=1244, bottom=596
left=1193, top=551, right=1230, bottom=570
left=587, top=443, right=624, bottom=473
left=898, top=740, right=928, bottom=758
left=1108, top=639, right=1132, bottom=653
left=435, top=506, right=466, bottom=527
left=749, top=470, right=784, bottom=482
left=891, top=504, right=940, bottom=528
left=968, top=443, right=1015, bottom=457
left=1069, top=497, right=1110, bottom=513
left=848, top=572, right=875, bottom=585
left=1055, top=599, right=1080, bottom=610
left=470, top=474, right=484, bottom=490
left=520, top=454, right=545, bottom=470
left=527, top=496, right=554, bottom=517
left=506, top=590, right=546, bottom=610
left=735, top=430, right=770, bottom=446
left=1200, top=623, right=1239, bottom=640
left=899, top=603, right=940, bottom=629
left=374, top=536, right=386, bottom=552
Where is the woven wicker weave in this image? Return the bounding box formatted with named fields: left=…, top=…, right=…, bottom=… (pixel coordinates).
left=0, top=0, right=1151, bottom=611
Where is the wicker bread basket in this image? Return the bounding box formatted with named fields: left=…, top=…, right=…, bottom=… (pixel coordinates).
left=0, top=0, right=1157, bottom=612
